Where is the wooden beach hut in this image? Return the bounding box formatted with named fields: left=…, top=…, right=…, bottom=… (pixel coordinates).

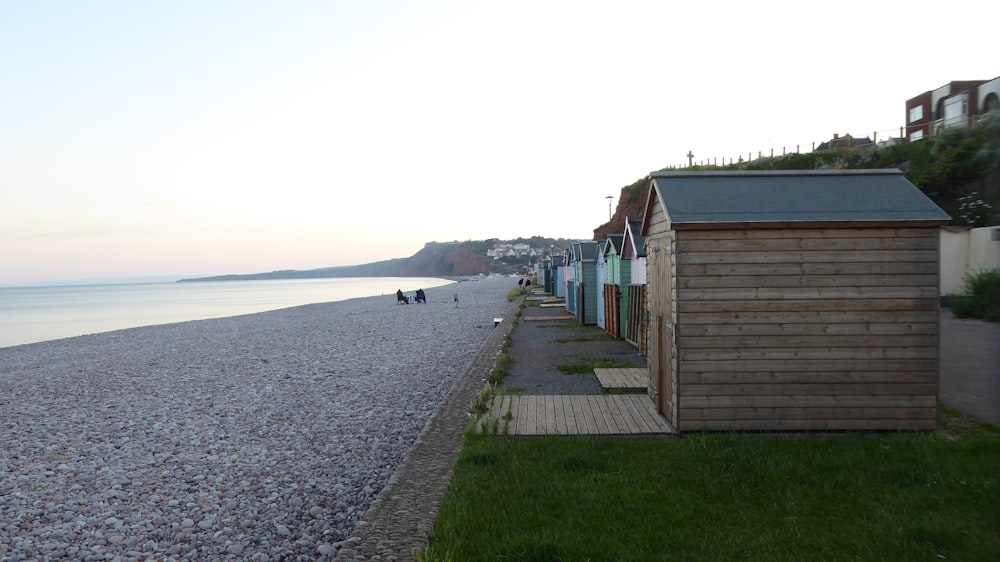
left=539, top=257, right=552, bottom=294
left=572, top=241, right=599, bottom=325
left=623, top=218, right=648, bottom=354
left=641, top=170, right=950, bottom=432
left=603, top=233, right=626, bottom=339
left=565, top=246, right=577, bottom=315
left=596, top=239, right=609, bottom=330
left=549, top=254, right=566, bottom=298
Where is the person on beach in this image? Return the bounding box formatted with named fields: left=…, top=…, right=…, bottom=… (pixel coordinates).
left=415, top=288, right=426, bottom=303
left=396, top=289, right=409, bottom=304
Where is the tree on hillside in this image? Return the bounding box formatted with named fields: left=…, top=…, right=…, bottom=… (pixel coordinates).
left=593, top=114, right=1000, bottom=235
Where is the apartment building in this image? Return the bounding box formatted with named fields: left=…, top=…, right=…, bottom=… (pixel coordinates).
left=905, top=75, right=1000, bottom=141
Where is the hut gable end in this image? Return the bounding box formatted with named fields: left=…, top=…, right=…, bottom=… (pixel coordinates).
left=623, top=217, right=646, bottom=260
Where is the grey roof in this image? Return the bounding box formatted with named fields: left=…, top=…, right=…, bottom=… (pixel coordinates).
left=624, top=218, right=646, bottom=257
left=571, top=241, right=599, bottom=261
left=604, top=234, right=624, bottom=256
left=648, top=170, right=950, bottom=226
left=814, top=134, right=874, bottom=152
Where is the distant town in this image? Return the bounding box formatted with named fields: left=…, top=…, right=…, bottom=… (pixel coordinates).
left=485, top=243, right=540, bottom=260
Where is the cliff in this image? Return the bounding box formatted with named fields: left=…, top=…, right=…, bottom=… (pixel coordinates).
left=593, top=114, right=1000, bottom=240
left=179, top=241, right=497, bottom=282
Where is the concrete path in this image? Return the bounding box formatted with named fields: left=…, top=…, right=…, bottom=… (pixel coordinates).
left=939, top=311, right=1000, bottom=427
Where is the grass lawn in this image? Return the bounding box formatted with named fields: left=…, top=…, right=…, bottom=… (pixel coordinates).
left=421, top=423, right=1000, bottom=561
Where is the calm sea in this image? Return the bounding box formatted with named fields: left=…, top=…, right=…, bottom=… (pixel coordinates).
left=0, top=277, right=452, bottom=348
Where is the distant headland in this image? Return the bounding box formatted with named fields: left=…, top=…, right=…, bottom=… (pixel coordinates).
left=178, top=238, right=574, bottom=282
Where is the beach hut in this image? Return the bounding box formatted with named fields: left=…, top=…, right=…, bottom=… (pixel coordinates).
left=533, top=260, right=547, bottom=289
left=603, top=233, right=626, bottom=339
left=549, top=254, right=566, bottom=298
left=538, top=256, right=552, bottom=295
left=571, top=241, right=599, bottom=325
left=641, top=170, right=950, bottom=432
left=596, top=239, right=608, bottom=330
left=565, top=246, right=577, bottom=315
left=622, top=218, right=648, bottom=354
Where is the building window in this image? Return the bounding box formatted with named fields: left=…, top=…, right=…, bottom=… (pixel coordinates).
left=909, top=105, right=924, bottom=123
left=910, top=130, right=924, bottom=141
left=984, top=93, right=1000, bottom=113
left=944, top=95, right=969, bottom=126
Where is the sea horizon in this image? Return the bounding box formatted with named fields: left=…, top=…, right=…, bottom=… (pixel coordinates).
left=0, top=276, right=454, bottom=348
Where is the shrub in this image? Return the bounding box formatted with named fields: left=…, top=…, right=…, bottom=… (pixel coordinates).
left=506, top=287, right=526, bottom=301
left=951, top=268, right=1000, bottom=322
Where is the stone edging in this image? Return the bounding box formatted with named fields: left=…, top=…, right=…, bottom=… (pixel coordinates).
left=334, top=298, right=520, bottom=561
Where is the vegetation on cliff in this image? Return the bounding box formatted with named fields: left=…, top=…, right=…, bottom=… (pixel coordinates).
left=594, top=113, right=1000, bottom=239
left=186, top=116, right=998, bottom=283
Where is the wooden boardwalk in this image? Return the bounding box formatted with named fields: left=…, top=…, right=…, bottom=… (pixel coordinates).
left=594, top=368, right=647, bottom=392
left=482, top=394, right=675, bottom=436
left=522, top=314, right=575, bottom=322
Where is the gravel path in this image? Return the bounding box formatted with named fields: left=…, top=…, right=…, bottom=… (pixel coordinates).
left=0, top=276, right=515, bottom=561
left=500, top=305, right=648, bottom=395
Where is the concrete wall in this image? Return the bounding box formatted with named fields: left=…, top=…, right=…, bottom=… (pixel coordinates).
left=941, top=226, right=1000, bottom=295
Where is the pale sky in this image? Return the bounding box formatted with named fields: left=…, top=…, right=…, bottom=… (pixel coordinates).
left=2, top=0, right=997, bottom=285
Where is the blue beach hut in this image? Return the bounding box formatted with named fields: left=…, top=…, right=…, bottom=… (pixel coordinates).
left=571, top=241, right=599, bottom=325
left=596, top=239, right=608, bottom=330
left=565, top=246, right=577, bottom=314
left=550, top=254, right=566, bottom=298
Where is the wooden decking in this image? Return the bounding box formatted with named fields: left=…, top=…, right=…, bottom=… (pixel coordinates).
left=522, top=314, right=575, bottom=322
left=594, top=367, right=647, bottom=392
left=526, top=290, right=566, bottom=308
left=492, top=290, right=671, bottom=436
left=482, top=394, right=675, bottom=436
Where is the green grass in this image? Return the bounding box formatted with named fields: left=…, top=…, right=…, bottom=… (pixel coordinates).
left=487, top=351, right=514, bottom=386
left=423, top=429, right=1000, bottom=561
left=507, top=287, right=529, bottom=301
left=557, top=354, right=639, bottom=374
left=554, top=334, right=613, bottom=343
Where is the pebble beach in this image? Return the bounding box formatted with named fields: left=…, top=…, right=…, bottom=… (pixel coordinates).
left=0, top=276, right=515, bottom=561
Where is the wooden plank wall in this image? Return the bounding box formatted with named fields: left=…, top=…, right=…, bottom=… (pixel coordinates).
left=603, top=284, right=621, bottom=338
left=674, top=227, right=940, bottom=431
left=581, top=265, right=599, bottom=325
left=625, top=284, right=647, bottom=355
left=619, top=261, right=632, bottom=338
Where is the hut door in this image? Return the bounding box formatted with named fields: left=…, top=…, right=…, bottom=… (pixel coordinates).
left=649, top=239, right=676, bottom=426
